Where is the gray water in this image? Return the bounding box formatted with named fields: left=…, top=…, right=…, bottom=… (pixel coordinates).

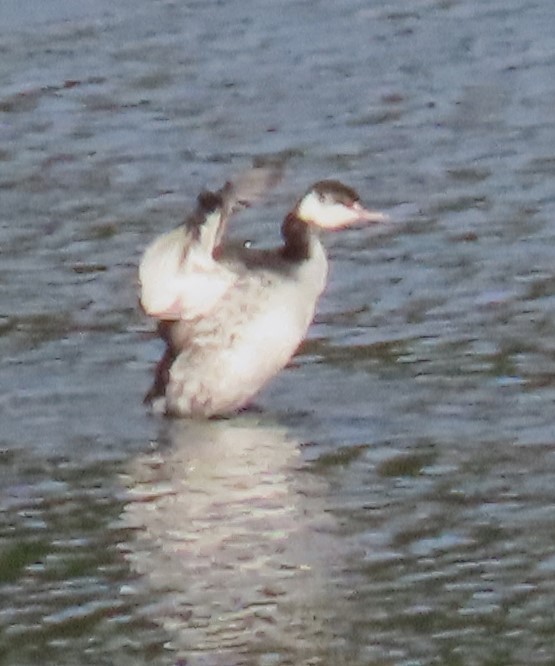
left=2, top=0, right=555, bottom=664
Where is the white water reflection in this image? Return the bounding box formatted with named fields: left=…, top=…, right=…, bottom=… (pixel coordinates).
left=119, top=418, right=343, bottom=665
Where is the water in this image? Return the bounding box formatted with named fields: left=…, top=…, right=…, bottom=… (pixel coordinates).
left=1, top=0, right=555, bottom=663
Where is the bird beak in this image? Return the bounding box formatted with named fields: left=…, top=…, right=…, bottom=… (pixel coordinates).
left=352, top=201, right=389, bottom=224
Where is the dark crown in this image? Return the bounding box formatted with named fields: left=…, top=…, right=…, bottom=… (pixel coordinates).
left=309, top=180, right=360, bottom=205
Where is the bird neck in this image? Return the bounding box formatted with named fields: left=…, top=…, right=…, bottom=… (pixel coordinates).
left=281, top=213, right=318, bottom=261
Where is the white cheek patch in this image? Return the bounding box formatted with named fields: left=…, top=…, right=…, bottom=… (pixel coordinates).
left=316, top=203, right=360, bottom=228
left=296, top=191, right=361, bottom=229
left=296, top=191, right=323, bottom=223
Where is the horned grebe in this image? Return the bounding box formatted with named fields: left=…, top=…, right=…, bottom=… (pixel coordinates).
left=139, top=168, right=387, bottom=417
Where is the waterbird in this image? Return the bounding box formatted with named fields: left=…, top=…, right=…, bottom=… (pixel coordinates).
left=139, top=166, right=387, bottom=417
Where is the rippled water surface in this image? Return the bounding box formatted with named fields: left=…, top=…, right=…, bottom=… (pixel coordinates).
left=2, top=0, right=555, bottom=664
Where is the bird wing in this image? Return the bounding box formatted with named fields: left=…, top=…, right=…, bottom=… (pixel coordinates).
left=213, top=161, right=284, bottom=245
left=139, top=162, right=283, bottom=321
left=139, top=214, right=236, bottom=321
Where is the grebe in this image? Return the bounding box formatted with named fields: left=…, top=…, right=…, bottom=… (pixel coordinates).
left=139, top=168, right=387, bottom=417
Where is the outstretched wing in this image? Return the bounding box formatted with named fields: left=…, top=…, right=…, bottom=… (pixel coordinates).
left=139, top=163, right=283, bottom=321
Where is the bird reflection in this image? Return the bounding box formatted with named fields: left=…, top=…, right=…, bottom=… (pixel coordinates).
left=119, top=417, right=343, bottom=666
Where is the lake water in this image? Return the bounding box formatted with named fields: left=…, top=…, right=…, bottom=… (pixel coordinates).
left=1, top=0, right=555, bottom=664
